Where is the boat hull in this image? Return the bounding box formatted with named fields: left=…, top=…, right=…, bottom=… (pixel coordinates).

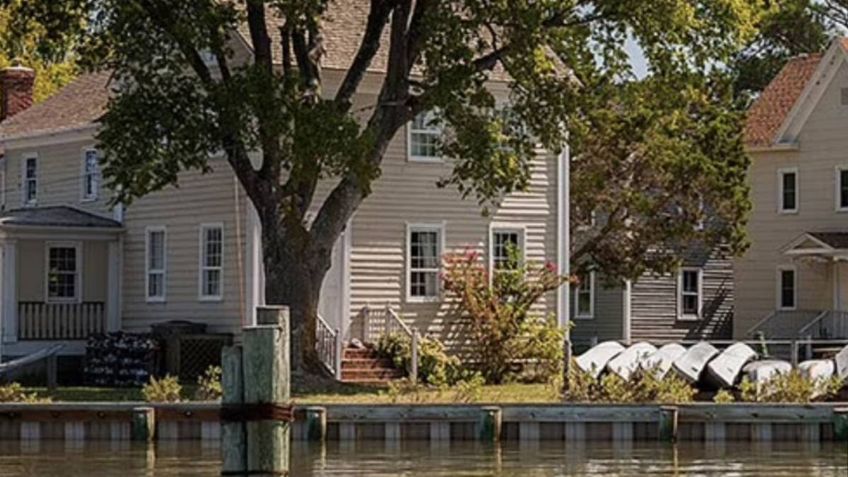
left=575, top=341, right=625, bottom=379
left=606, top=342, right=658, bottom=381
left=704, top=343, right=757, bottom=389
left=672, top=342, right=719, bottom=383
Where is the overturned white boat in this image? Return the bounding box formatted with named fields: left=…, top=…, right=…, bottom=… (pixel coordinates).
left=672, top=341, right=719, bottom=383
left=798, top=359, right=836, bottom=399
left=606, top=342, right=658, bottom=381
left=575, top=341, right=625, bottom=379
left=835, top=344, right=848, bottom=381
left=641, top=343, right=687, bottom=378
left=704, top=342, right=757, bottom=388
left=742, top=359, right=792, bottom=387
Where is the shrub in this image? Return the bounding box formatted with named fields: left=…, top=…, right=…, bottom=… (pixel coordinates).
left=453, top=373, right=485, bottom=403
left=376, top=332, right=465, bottom=386
left=142, top=375, right=182, bottom=403
left=441, top=247, right=568, bottom=384
left=738, top=371, right=844, bottom=403
left=0, top=383, right=48, bottom=403
left=194, top=365, right=223, bottom=401
left=563, top=362, right=696, bottom=404
left=515, top=316, right=565, bottom=384
left=713, top=389, right=735, bottom=403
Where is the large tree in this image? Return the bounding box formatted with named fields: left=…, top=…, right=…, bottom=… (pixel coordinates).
left=15, top=0, right=766, bottom=371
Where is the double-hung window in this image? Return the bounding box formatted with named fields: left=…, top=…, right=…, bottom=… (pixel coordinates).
left=46, top=243, right=80, bottom=302
left=199, top=224, right=224, bottom=301
left=408, top=111, right=441, bottom=162
left=778, top=168, right=798, bottom=213
left=407, top=224, right=443, bottom=300
left=777, top=266, right=796, bottom=310
left=82, top=149, right=100, bottom=201
left=490, top=227, right=524, bottom=271
left=678, top=268, right=702, bottom=319
left=23, top=155, right=37, bottom=206
left=146, top=227, right=167, bottom=302
left=836, top=166, right=848, bottom=212
left=573, top=272, right=594, bottom=319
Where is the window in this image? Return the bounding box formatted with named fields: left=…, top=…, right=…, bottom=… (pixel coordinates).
left=408, top=111, right=441, bottom=161
left=573, top=272, right=594, bottom=319
left=407, top=224, right=443, bottom=300
left=836, top=166, right=848, bottom=211
left=146, top=227, right=167, bottom=302
left=46, top=243, right=80, bottom=302
left=82, top=149, right=100, bottom=201
left=778, top=168, right=798, bottom=213
left=678, top=268, right=702, bottom=319
left=0, top=167, right=5, bottom=209
left=777, top=266, right=796, bottom=310
left=490, top=227, right=524, bottom=271
left=22, top=155, right=37, bottom=206
left=199, top=224, right=224, bottom=300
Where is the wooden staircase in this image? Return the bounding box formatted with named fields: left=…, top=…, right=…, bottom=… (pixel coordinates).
left=340, top=346, right=405, bottom=385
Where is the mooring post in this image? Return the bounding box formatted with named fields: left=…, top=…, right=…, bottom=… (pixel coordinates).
left=131, top=406, right=155, bottom=442
left=243, top=306, right=291, bottom=475
left=478, top=406, right=502, bottom=442
left=659, top=406, right=678, bottom=443
left=834, top=407, right=848, bottom=442
left=305, top=406, right=327, bottom=442
left=221, top=345, right=246, bottom=474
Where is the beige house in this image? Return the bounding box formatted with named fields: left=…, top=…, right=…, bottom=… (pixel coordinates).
left=739, top=38, right=848, bottom=341
left=0, top=5, right=568, bottom=376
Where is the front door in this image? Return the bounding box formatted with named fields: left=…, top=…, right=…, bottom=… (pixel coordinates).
left=318, top=227, right=349, bottom=339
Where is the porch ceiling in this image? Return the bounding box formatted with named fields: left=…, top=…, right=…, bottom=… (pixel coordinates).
left=0, top=206, right=121, bottom=230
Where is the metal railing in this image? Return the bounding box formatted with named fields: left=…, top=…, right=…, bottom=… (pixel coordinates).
left=797, top=310, right=848, bottom=340
left=746, top=309, right=826, bottom=339
left=315, top=313, right=342, bottom=379
left=18, top=301, right=106, bottom=340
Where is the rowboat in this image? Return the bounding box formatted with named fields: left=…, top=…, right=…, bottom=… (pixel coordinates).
left=797, top=359, right=835, bottom=382
left=606, top=342, right=658, bottom=381
left=742, top=359, right=792, bottom=386
left=575, top=341, right=625, bottom=379
left=835, top=344, right=848, bottom=381
left=704, top=342, right=757, bottom=388
left=641, top=343, right=687, bottom=378
left=672, top=341, right=719, bottom=383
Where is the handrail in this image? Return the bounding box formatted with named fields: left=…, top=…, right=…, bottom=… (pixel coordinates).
left=797, top=311, right=830, bottom=337
left=315, top=313, right=339, bottom=378
left=745, top=309, right=825, bottom=339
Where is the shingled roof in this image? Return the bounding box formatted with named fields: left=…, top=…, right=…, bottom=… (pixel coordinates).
left=0, top=206, right=122, bottom=229
left=744, top=53, right=822, bottom=148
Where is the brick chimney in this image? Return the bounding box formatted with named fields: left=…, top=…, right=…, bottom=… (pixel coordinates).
left=0, top=65, right=35, bottom=122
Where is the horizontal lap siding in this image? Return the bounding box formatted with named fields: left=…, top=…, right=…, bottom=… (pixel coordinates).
left=121, top=161, right=248, bottom=334
left=735, top=59, right=848, bottom=337
left=570, top=281, right=624, bottom=345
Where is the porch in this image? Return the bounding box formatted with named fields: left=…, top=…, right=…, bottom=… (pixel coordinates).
left=0, top=206, right=123, bottom=355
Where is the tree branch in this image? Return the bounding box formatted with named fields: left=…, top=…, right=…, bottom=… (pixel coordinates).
left=335, top=0, right=395, bottom=109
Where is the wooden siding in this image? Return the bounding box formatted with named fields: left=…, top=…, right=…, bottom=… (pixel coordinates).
left=735, top=57, right=848, bottom=337
left=570, top=279, right=624, bottom=346
left=16, top=239, right=108, bottom=303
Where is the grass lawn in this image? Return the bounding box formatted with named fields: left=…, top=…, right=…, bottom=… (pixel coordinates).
left=23, top=382, right=560, bottom=404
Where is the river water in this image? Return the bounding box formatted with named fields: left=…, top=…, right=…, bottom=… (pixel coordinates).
left=0, top=440, right=845, bottom=476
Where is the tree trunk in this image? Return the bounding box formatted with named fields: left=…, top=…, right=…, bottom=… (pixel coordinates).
left=260, top=225, right=331, bottom=375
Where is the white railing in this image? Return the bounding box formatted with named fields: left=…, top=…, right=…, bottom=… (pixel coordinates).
left=355, top=304, right=420, bottom=383
left=18, top=302, right=106, bottom=340
left=797, top=310, right=848, bottom=340
left=315, top=313, right=341, bottom=379
left=746, top=309, right=825, bottom=339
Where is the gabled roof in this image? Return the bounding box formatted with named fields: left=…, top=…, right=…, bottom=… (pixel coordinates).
left=808, top=232, right=848, bottom=249
left=0, top=206, right=122, bottom=229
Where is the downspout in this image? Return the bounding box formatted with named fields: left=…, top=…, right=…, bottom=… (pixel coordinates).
left=557, top=144, right=570, bottom=331
left=234, top=175, right=246, bottom=326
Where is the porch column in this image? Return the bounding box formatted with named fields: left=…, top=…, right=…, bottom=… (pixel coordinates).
left=1, top=241, right=17, bottom=343
left=106, top=239, right=121, bottom=332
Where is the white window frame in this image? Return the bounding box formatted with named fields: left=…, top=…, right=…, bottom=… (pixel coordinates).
left=145, top=226, right=167, bottom=303
left=81, top=147, right=100, bottom=202
left=407, top=111, right=443, bottom=163
left=677, top=267, right=703, bottom=320
left=21, top=153, right=38, bottom=207
left=405, top=222, right=445, bottom=302
left=776, top=265, right=797, bottom=311
left=44, top=241, right=82, bottom=304
left=836, top=165, right=848, bottom=212
left=198, top=223, right=225, bottom=302
left=488, top=224, right=526, bottom=272
left=777, top=167, right=799, bottom=214
left=573, top=271, right=595, bottom=320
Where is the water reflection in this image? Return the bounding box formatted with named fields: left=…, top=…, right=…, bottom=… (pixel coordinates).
left=0, top=439, right=844, bottom=476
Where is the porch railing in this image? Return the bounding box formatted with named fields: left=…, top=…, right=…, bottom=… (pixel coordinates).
left=315, top=313, right=341, bottom=379
left=746, top=309, right=825, bottom=340
left=797, top=310, right=848, bottom=340
left=355, top=304, right=420, bottom=382
left=18, top=302, right=106, bottom=340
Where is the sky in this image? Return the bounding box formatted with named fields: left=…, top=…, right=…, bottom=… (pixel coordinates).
left=625, top=37, right=649, bottom=79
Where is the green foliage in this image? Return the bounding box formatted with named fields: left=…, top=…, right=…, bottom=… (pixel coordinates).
left=383, top=374, right=486, bottom=404
left=453, top=373, right=486, bottom=403
left=194, top=365, right=222, bottom=401
left=713, top=389, right=736, bottom=404
left=738, top=371, right=844, bottom=403
left=564, top=363, right=696, bottom=404
left=142, top=375, right=182, bottom=403
left=442, top=248, right=567, bottom=384
left=0, top=382, right=49, bottom=403
left=376, top=332, right=465, bottom=387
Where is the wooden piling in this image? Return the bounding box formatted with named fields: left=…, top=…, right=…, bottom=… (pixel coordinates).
left=243, top=307, right=290, bottom=475
left=131, top=407, right=155, bottom=442
left=478, top=406, right=502, bottom=442
left=659, top=406, right=678, bottom=442
left=221, top=345, right=246, bottom=474
left=305, top=407, right=327, bottom=442
left=834, top=407, right=848, bottom=442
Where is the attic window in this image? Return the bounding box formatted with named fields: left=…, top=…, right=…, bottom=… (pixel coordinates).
left=842, top=87, right=848, bottom=106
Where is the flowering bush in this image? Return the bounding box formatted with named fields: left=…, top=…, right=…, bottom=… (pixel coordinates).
left=442, top=247, right=568, bottom=384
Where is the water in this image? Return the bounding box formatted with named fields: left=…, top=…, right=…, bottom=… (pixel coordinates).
left=0, top=440, right=845, bottom=476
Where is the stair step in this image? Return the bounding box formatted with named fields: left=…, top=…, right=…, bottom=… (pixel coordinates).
left=343, top=348, right=379, bottom=359
left=341, top=368, right=406, bottom=381
left=342, top=358, right=397, bottom=370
